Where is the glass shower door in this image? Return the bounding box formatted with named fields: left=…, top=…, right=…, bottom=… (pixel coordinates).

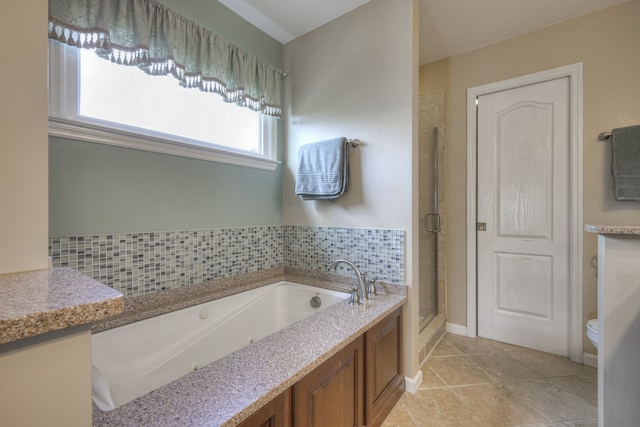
left=419, top=126, right=441, bottom=330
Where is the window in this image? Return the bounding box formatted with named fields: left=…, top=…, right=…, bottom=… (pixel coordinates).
left=48, top=40, right=279, bottom=170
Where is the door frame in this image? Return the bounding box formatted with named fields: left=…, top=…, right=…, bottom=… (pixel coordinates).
left=465, top=63, right=584, bottom=363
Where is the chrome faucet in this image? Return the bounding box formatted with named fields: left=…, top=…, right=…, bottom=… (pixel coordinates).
left=329, top=259, right=367, bottom=305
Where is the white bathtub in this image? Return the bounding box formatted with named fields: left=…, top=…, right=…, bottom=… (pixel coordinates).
left=92, top=281, right=348, bottom=411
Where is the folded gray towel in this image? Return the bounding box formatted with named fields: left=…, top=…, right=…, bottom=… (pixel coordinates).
left=611, top=125, right=640, bottom=201
left=295, top=138, right=350, bottom=201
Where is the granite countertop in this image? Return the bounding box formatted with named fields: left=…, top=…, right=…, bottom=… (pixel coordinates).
left=92, top=271, right=407, bottom=427
left=584, top=224, right=640, bottom=235
left=0, top=268, right=123, bottom=345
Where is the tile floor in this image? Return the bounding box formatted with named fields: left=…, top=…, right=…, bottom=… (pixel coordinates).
left=383, top=334, right=597, bottom=427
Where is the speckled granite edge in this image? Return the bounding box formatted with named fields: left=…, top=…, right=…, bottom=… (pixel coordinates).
left=92, top=286, right=407, bottom=427
left=93, top=266, right=406, bottom=333
left=585, top=224, right=640, bottom=235
left=0, top=268, right=123, bottom=345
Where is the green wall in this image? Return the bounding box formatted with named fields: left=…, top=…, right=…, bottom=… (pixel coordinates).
left=49, top=0, right=284, bottom=236
left=49, top=138, right=283, bottom=235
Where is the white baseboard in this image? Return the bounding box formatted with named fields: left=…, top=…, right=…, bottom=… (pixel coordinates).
left=404, top=369, right=423, bottom=394
left=583, top=352, right=598, bottom=368
left=446, top=322, right=468, bottom=336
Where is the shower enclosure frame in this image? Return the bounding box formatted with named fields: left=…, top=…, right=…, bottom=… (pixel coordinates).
left=419, top=126, right=443, bottom=332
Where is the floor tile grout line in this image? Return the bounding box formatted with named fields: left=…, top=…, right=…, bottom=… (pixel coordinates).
left=465, top=351, right=550, bottom=387
left=421, top=360, right=452, bottom=389
left=427, top=353, right=498, bottom=388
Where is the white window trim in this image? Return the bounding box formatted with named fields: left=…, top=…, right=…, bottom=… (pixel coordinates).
left=48, top=117, right=279, bottom=170
left=48, top=41, right=280, bottom=171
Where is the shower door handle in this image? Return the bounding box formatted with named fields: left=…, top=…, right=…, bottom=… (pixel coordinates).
left=424, top=213, right=442, bottom=233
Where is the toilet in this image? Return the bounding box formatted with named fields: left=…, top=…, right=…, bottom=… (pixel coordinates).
left=586, top=318, right=599, bottom=350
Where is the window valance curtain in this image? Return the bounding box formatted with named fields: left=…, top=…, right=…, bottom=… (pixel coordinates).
left=48, top=0, right=283, bottom=117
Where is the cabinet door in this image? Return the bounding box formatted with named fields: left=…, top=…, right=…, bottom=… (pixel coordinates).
left=237, top=389, right=291, bottom=427
left=293, top=335, right=364, bottom=427
left=365, top=308, right=404, bottom=427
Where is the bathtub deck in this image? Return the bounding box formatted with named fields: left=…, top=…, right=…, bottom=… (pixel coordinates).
left=92, top=271, right=406, bottom=427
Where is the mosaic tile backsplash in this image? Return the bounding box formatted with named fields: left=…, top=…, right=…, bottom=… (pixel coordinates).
left=49, top=225, right=404, bottom=298
left=283, top=226, right=404, bottom=283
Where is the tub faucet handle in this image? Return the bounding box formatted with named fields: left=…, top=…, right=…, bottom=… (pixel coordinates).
left=367, top=276, right=379, bottom=297
left=348, top=286, right=359, bottom=305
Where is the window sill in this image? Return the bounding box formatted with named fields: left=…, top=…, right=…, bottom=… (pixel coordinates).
left=48, top=118, right=280, bottom=171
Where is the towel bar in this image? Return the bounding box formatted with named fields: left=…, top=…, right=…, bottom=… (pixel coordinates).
left=599, top=132, right=612, bottom=141
left=347, top=139, right=360, bottom=147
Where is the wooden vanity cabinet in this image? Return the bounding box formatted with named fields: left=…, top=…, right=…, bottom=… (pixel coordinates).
left=293, top=335, right=365, bottom=427
left=237, top=389, right=291, bottom=427
left=364, top=307, right=404, bottom=427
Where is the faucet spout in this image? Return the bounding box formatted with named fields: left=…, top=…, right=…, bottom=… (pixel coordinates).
left=329, top=259, right=366, bottom=304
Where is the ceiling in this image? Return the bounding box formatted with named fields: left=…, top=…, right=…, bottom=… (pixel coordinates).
left=219, top=0, right=628, bottom=64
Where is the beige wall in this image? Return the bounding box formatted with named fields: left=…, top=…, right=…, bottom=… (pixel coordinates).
left=283, top=0, right=421, bottom=376
left=420, top=1, right=640, bottom=351
left=0, top=2, right=92, bottom=425
left=0, top=328, right=92, bottom=427
left=0, top=1, right=49, bottom=274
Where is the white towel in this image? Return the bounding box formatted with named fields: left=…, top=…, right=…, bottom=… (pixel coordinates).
left=295, top=138, right=350, bottom=201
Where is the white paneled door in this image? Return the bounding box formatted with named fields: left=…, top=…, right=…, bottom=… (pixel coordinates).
left=477, top=77, right=570, bottom=356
